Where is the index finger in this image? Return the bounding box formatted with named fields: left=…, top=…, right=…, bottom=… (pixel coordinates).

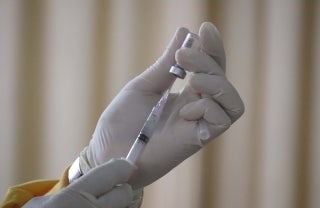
left=199, top=22, right=226, bottom=71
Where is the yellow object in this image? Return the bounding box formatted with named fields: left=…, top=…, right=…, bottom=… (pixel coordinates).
left=1, top=168, right=69, bottom=208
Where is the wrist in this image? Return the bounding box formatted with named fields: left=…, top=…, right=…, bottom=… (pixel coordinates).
left=68, top=147, right=92, bottom=183
left=79, top=147, right=92, bottom=174
left=68, top=148, right=144, bottom=208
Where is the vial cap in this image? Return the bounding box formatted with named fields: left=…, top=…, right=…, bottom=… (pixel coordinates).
left=169, top=33, right=200, bottom=79
left=169, top=65, right=186, bottom=79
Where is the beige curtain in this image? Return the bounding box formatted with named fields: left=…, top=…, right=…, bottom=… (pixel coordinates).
left=0, top=0, right=319, bottom=208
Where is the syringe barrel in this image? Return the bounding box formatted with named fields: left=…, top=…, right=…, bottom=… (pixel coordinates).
left=169, top=33, right=201, bottom=79
left=126, top=134, right=148, bottom=164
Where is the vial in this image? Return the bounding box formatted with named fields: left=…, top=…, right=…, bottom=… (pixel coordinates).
left=169, top=33, right=201, bottom=79
left=169, top=32, right=211, bottom=143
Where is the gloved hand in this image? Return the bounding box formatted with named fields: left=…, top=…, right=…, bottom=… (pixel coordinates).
left=85, top=22, right=244, bottom=189
left=23, top=159, right=137, bottom=208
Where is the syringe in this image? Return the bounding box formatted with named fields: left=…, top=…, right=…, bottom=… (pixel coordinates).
left=126, top=33, right=211, bottom=164
left=126, top=87, right=171, bottom=164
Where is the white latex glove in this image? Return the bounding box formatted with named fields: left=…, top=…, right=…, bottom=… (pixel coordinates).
left=85, top=22, right=244, bottom=189
left=23, top=159, right=135, bottom=208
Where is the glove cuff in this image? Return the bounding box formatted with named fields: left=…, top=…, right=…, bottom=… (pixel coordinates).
left=79, top=147, right=92, bottom=174
left=130, top=189, right=144, bottom=208
left=68, top=157, right=83, bottom=183
left=68, top=147, right=91, bottom=183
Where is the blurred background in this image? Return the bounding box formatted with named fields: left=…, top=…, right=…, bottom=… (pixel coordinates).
left=0, top=0, right=319, bottom=207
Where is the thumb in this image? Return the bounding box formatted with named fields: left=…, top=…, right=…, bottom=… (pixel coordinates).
left=129, top=27, right=189, bottom=93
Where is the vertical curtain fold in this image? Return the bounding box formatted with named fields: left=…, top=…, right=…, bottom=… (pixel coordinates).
left=309, top=1, right=320, bottom=208
left=295, top=1, right=317, bottom=207
left=14, top=0, right=46, bottom=183
left=42, top=0, right=96, bottom=177
left=0, top=0, right=22, bottom=196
